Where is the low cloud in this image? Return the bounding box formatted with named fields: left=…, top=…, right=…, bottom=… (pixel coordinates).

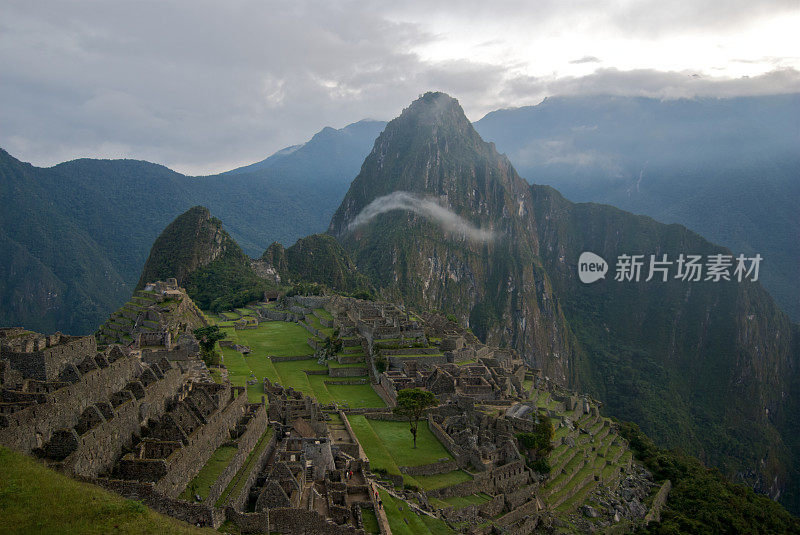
left=570, top=56, right=601, bottom=64
left=346, top=191, right=497, bottom=242
left=501, top=67, right=800, bottom=104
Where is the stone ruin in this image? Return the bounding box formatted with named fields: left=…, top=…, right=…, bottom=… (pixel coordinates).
left=1, top=290, right=661, bottom=534
left=96, top=280, right=206, bottom=350
left=0, top=327, right=271, bottom=532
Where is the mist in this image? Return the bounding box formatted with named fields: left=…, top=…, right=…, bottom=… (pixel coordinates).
left=345, top=191, right=497, bottom=242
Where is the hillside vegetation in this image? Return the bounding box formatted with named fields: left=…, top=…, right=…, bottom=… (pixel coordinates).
left=137, top=206, right=273, bottom=312
left=0, top=446, right=214, bottom=535
left=0, top=120, right=382, bottom=334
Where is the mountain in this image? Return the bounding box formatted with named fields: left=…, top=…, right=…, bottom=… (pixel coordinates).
left=224, top=119, right=385, bottom=179
left=0, top=120, right=383, bottom=334
left=263, top=234, right=372, bottom=294
left=474, top=94, right=800, bottom=320
left=329, top=92, right=800, bottom=511
left=137, top=206, right=269, bottom=311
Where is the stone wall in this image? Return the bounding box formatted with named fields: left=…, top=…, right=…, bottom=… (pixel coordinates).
left=1, top=336, right=97, bottom=381
left=261, top=309, right=298, bottom=322
left=289, top=296, right=329, bottom=309
left=228, top=430, right=279, bottom=511
left=204, top=404, right=268, bottom=506
left=427, top=477, right=481, bottom=499
left=142, top=348, right=189, bottom=362
left=270, top=508, right=366, bottom=535
left=340, top=410, right=368, bottom=466
left=400, top=460, right=458, bottom=476
left=328, top=366, right=368, bottom=378
left=0, top=350, right=141, bottom=453
left=494, top=496, right=542, bottom=528
left=224, top=508, right=270, bottom=534
left=380, top=347, right=440, bottom=356
left=270, top=355, right=314, bottom=362
left=300, top=320, right=324, bottom=339
left=63, top=363, right=185, bottom=477
left=427, top=418, right=466, bottom=465
left=154, top=387, right=248, bottom=497
left=644, top=479, right=671, bottom=523
left=388, top=354, right=448, bottom=368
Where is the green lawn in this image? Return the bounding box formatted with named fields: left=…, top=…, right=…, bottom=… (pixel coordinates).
left=306, top=314, right=334, bottom=336
left=346, top=415, right=402, bottom=476
left=270, top=358, right=327, bottom=395
left=314, top=308, right=333, bottom=321
left=218, top=346, right=280, bottom=403
left=0, top=447, right=215, bottom=534
left=217, top=320, right=384, bottom=408
left=522, top=378, right=533, bottom=391
left=325, top=383, right=385, bottom=408
left=360, top=507, right=380, bottom=534
left=365, top=419, right=453, bottom=467
left=216, top=321, right=316, bottom=403
left=347, top=416, right=467, bottom=491
left=378, top=489, right=452, bottom=535
left=208, top=367, right=223, bottom=383
left=226, top=321, right=314, bottom=357
left=414, top=470, right=473, bottom=491
left=179, top=445, right=238, bottom=502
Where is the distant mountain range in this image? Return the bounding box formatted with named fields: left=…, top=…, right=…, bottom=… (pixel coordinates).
left=0, top=92, right=797, bottom=338
left=0, top=120, right=384, bottom=334
left=473, top=94, right=800, bottom=320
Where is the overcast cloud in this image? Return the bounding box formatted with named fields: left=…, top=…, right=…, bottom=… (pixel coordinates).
left=1, top=0, right=797, bottom=174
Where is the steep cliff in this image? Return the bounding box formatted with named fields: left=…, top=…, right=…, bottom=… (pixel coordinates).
left=328, top=92, right=800, bottom=510
left=330, top=92, right=579, bottom=382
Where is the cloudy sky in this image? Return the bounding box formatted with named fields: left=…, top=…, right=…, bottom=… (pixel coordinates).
left=1, top=0, right=798, bottom=175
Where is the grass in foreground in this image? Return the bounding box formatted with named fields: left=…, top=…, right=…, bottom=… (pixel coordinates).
left=0, top=446, right=215, bottom=534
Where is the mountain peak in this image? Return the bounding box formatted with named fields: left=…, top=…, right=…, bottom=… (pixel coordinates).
left=400, top=91, right=467, bottom=125
left=328, top=92, right=525, bottom=235
left=136, top=205, right=242, bottom=290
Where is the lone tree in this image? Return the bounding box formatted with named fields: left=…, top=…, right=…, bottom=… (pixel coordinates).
left=193, top=325, right=226, bottom=366
left=515, top=411, right=555, bottom=473
left=394, top=388, right=437, bottom=448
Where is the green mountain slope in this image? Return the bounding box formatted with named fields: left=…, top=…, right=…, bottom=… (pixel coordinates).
left=0, top=120, right=382, bottom=334
left=137, top=206, right=270, bottom=311
left=329, top=92, right=800, bottom=512
left=264, top=234, right=372, bottom=294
